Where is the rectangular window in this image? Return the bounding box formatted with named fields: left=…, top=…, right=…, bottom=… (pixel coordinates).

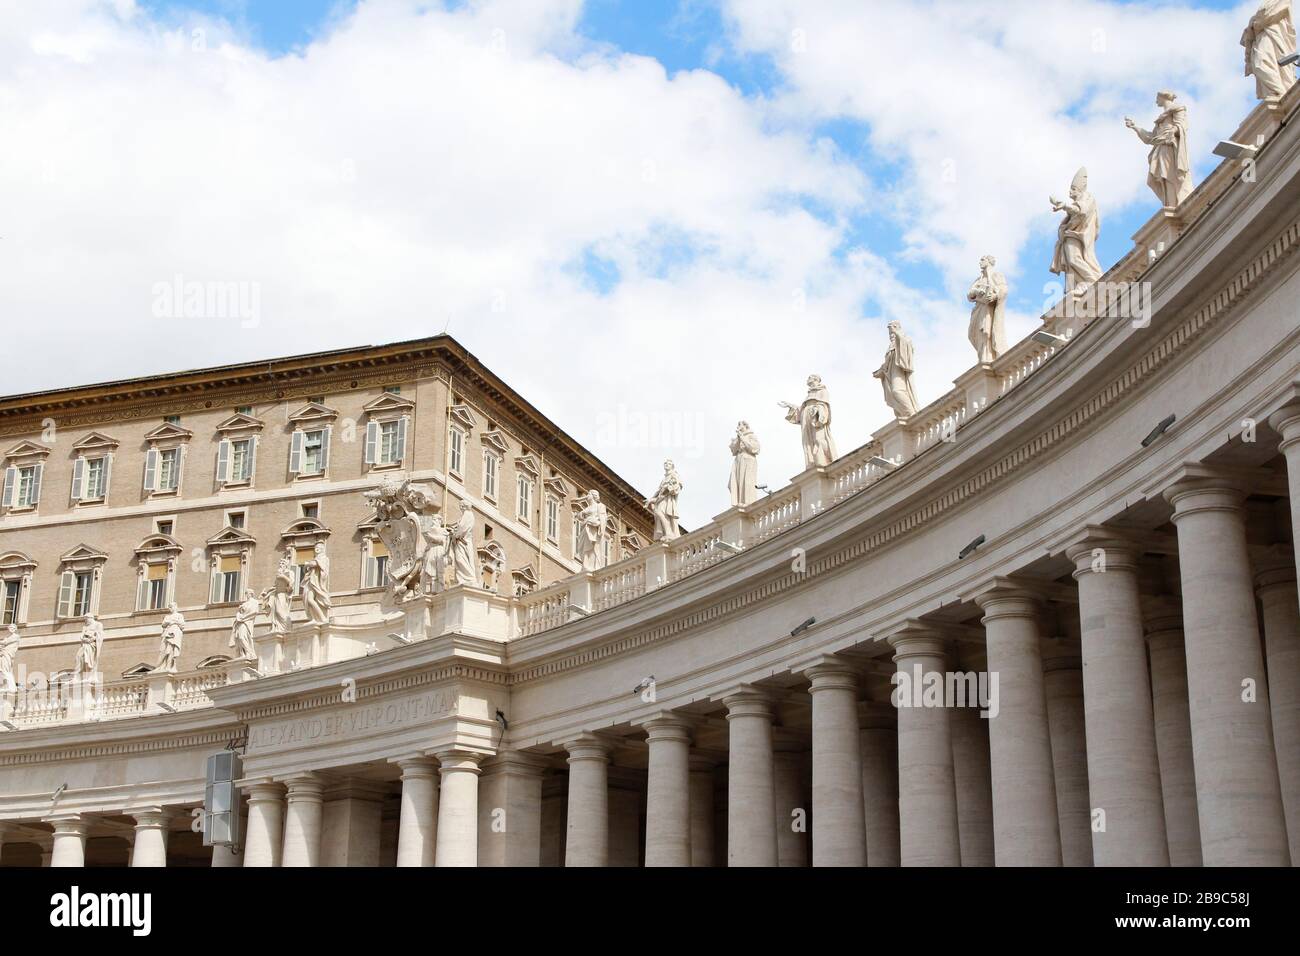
left=516, top=476, right=532, bottom=524
left=156, top=519, right=174, bottom=536
left=301, top=430, right=325, bottom=475
left=140, top=562, right=169, bottom=611
left=227, top=510, right=246, bottom=529
left=294, top=547, right=315, bottom=594
left=483, top=453, right=499, bottom=500
left=59, top=570, right=95, bottom=618
left=449, top=428, right=464, bottom=476
left=157, top=448, right=180, bottom=491
left=301, top=502, right=319, bottom=520
left=365, top=539, right=389, bottom=589
left=84, top=457, right=106, bottom=499
left=16, top=465, right=39, bottom=507
left=2, top=580, right=20, bottom=624
left=218, top=437, right=254, bottom=483
left=212, top=555, right=242, bottom=604
left=545, top=495, right=559, bottom=542
left=379, top=420, right=401, bottom=464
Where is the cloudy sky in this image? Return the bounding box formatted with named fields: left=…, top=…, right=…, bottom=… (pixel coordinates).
left=0, top=0, right=1263, bottom=525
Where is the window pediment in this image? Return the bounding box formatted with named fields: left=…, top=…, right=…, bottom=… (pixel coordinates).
left=363, top=393, right=415, bottom=417
left=620, top=532, right=645, bottom=554
left=121, top=663, right=153, bottom=678
left=544, top=475, right=570, bottom=498
left=142, top=422, right=194, bottom=444
left=478, top=541, right=507, bottom=564
left=448, top=404, right=477, bottom=431
left=4, top=440, right=51, bottom=462
left=511, top=564, right=539, bottom=595
left=288, top=402, right=339, bottom=425
left=207, top=526, right=256, bottom=550
left=0, top=551, right=37, bottom=575
left=71, top=432, right=121, bottom=453
left=516, top=454, right=540, bottom=480
left=59, top=544, right=108, bottom=568
left=280, top=518, right=331, bottom=546
left=215, top=413, right=265, bottom=435
left=480, top=430, right=509, bottom=455
left=135, top=534, right=182, bottom=558
left=197, top=655, right=233, bottom=669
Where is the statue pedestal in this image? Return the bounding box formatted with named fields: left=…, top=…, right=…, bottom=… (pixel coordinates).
left=401, top=587, right=515, bottom=642
left=641, top=543, right=671, bottom=593
left=711, top=504, right=754, bottom=550
left=255, top=630, right=287, bottom=675
left=146, top=672, right=175, bottom=713
left=1132, top=207, right=1185, bottom=266
left=954, top=363, right=1001, bottom=415
left=66, top=677, right=99, bottom=721
left=873, top=418, right=913, bottom=468
left=791, top=465, right=834, bottom=521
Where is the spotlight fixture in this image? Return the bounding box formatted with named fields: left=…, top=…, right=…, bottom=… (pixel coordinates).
left=958, top=534, right=986, bottom=560
left=868, top=455, right=897, bottom=470
left=0, top=720, right=16, bottom=731
left=495, top=709, right=509, bottom=730
left=1280, top=52, right=1299, bottom=67
left=567, top=604, right=591, bottom=617
left=52, top=783, right=67, bottom=803
left=714, top=541, right=743, bottom=555
left=388, top=632, right=411, bottom=645
left=755, top=484, right=771, bottom=496
left=156, top=702, right=176, bottom=713
left=1213, top=140, right=1258, bottom=161
left=633, top=675, right=655, bottom=695
left=1031, top=329, right=1068, bottom=346
left=790, top=617, right=815, bottom=637
left=1141, top=414, right=1176, bottom=448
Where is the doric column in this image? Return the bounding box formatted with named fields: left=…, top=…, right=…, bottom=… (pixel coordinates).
left=281, top=773, right=325, bottom=867
left=1256, top=559, right=1300, bottom=864
left=974, top=585, right=1061, bottom=866
left=1143, top=601, right=1203, bottom=867
left=1067, top=533, right=1168, bottom=866
left=242, top=780, right=285, bottom=868
left=1166, top=474, right=1289, bottom=865
left=434, top=750, right=483, bottom=867
left=479, top=752, right=548, bottom=867
left=723, top=687, right=778, bottom=867
left=129, top=808, right=171, bottom=868
left=947, top=651, right=995, bottom=868
left=805, top=660, right=867, bottom=867
left=858, top=701, right=900, bottom=867
left=888, top=629, right=961, bottom=866
left=394, top=757, right=439, bottom=867
left=1268, top=405, right=1300, bottom=597
left=688, top=755, right=716, bottom=867
left=1041, top=636, right=1093, bottom=867
left=642, top=716, right=693, bottom=867
left=773, top=747, right=808, bottom=867
left=564, top=734, right=612, bottom=867
left=49, top=816, right=88, bottom=868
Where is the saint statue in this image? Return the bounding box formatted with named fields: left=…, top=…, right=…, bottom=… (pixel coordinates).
left=301, top=542, right=332, bottom=626
left=576, top=490, right=608, bottom=572
left=448, top=501, right=477, bottom=587
left=73, top=615, right=104, bottom=681
left=1242, top=0, right=1297, bottom=100
left=728, top=422, right=761, bottom=507
left=153, top=603, right=185, bottom=673
left=230, top=588, right=261, bottom=661
left=0, top=623, right=19, bottom=692
left=647, top=460, right=683, bottom=542
left=781, top=375, right=838, bottom=469
left=1125, top=92, right=1192, bottom=209
left=967, top=256, right=1009, bottom=364
left=1050, top=168, right=1103, bottom=297
left=421, top=514, right=450, bottom=595
left=874, top=322, right=920, bottom=420
left=267, top=548, right=295, bottom=635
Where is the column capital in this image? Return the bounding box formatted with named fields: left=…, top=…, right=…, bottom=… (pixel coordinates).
left=638, top=714, right=695, bottom=743
left=884, top=623, right=949, bottom=662
left=1252, top=544, right=1297, bottom=595
left=238, top=778, right=286, bottom=802
left=390, top=754, right=439, bottom=779
left=1064, top=526, right=1143, bottom=574
left=971, top=578, right=1047, bottom=620
left=47, top=814, right=88, bottom=836
left=126, top=806, right=176, bottom=829
left=1162, top=465, right=1273, bottom=519
left=561, top=733, right=615, bottom=763
left=280, top=772, right=327, bottom=800
left=719, top=685, right=774, bottom=719
left=432, top=749, right=485, bottom=774
left=1267, top=402, right=1300, bottom=444
left=800, top=655, right=861, bottom=692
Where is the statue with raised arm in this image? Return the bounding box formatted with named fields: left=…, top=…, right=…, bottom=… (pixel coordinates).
left=967, top=256, right=1009, bottom=364
left=153, top=603, right=185, bottom=673
left=647, top=460, right=683, bottom=542
left=1125, top=92, right=1192, bottom=209
left=230, top=589, right=261, bottom=661
left=73, top=615, right=104, bottom=681
left=449, top=501, right=477, bottom=587
left=1242, top=0, right=1297, bottom=100
left=1050, top=168, right=1103, bottom=297
left=576, top=490, right=608, bottom=572
left=0, top=623, right=19, bottom=692
left=266, top=548, right=295, bottom=635
left=874, top=321, right=920, bottom=419
left=301, top=542, right=332, bottom=625
left=781, top=375, right=837, bottom=469
left=728, top=422, right=761, bottom=507
left=421, top=513, right=450, bottom=595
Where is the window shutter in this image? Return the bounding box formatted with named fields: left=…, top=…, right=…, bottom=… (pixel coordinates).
left=137, top=574, right=148, bottom=611
left=1, top=466, right=14, bottom=508
left=210, top=565, right=222, bottom=604
left=320, top=426, right=331, bottom=470
left=396, top=417, right=408, bottom=462
left=58, top=570, right=75, bottom=618
left=216, top=440, right=231, bottom=483
left=71, top=456, right=85, bottom=502
left=176, top=445, right=186, bottom=491
left=289, top=430, right=303, bottom=474
left=364, top=421, right=378, bottom=465
left=103, top=453, right=113, bottom=499
left=30, top=463, right=42, bottom=504
left=247, top=436, right=257, bottom=481
left=144, top=448, right=158, bottom=492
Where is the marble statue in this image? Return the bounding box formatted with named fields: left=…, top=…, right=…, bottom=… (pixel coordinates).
left=647, top=460, right=683, bottom=542
left=449, top=501, right=477, bottom=587
left=874, top=322, right=920, bottom=420
left=366, top=476, right=445, bottom=602
left=1242, top=1, right=1297, bottom=100
left=728, top=421, right=761, bottom=507
left=781, top=375, right=838, bottom=469
left=73, top=615, right=104, bottom=681
left=153, top=603, right=185, bottom=673
left=301, top=542, right=332, bottom=625
left=266, top=548, right=295, bottom=636
left=967, top=256, right=1009, bottom=364
left=576, top=490, right=608, bottom=572
left=1050, top=168, right=1103, bottom=297
left=1126, top=92, right=1192, bottom=209
left=421, top=514, right=450, bottom=595
left=0, top=623, right=18, bottom=691
left=230, top=589, right=260, bottom=661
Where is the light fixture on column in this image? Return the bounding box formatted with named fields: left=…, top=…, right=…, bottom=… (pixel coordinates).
left=567, top=604, right=591, bottom=617
left=790, top=617, right=815, bottom=637
left=156, top=702, right=176, bottom=713
left=51, top=783, right=67, bottom=806
left=1141, top=414, right=1177, bottom=448
left=495, top=709, right=509, bottom=730
left=1031, top=329, right=1068, bottom=346
left=0, top=720, right=15, bottom=731
left=756, top=484, right=771, bottom=495
left=387, top=632, right=411, bottom=645
left=632, top=675, right=655, bottom=695
left=714, top=540, right=742, bottom=555
left=958, top=534, right=986, bottom=560
left=1213, top=140, right=1258, bottom=160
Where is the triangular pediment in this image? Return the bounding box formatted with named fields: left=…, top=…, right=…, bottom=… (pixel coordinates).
left=4, top=440, right=51, bottom=460
left=363, top=393, right=415, bottom=415
left=448, top=404, right=477, bottom=431
left=544, top=475, right=570, bottom=498
left=206, top=526, right=256, bottom=548
left=510, top=564, right=539, bottom=594
left=515, top=454, right=540, bottom=479
left=71, top=431, right=121, bottom=453
left=215, top=413, right=265, bottom=434
left=121, top=663, right=153, bottom=678
left=143, top=422, right=194, bottom=443
left=288, top=402, right=339, bottom=424
left=620, top=531, right=645, bottom=553
left=60, top=544, right=108, bottom=564
left=480, top=430, right=509, bottom=455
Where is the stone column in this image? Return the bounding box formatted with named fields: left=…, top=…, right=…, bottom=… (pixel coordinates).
left=1144, top=603, right=1203, bottom=867
left=688, top=756, right=716, bottom=867
left=949, top=688, right=995, bottom=867
left=889, top=629, right=961, bottom=866
left=642, top=716, right=692, bottom=867
left=281, top=773, right=325, bottom=868
left=242, top=780, right=285, bottom=868
left=478, top=752, right=548, bottom=867
left=1268, top=405, right=1300, bottom=596
left=806, top=660, right=867, bottom=867
left=320, top=781, right=386, bottom=867
left=129, top=808, right=170, bottom=868
left=1041, top=636, right=1093, bottom=867
left=723, top=687, right=778, bottom=867
left=773, top=747, right=808, bottom=867
left=49, top=816, right=87, bottom=868
left=434, top=750, right=483, bottom=867
left=975, top=586, right=1062, bottom=866
left=1256, top=560, right=1300, bottom=864
left=1166, top=474, right=1289, bottom=865
left=1067, top=534, right=1168, bottom=866
left=564, top=734, right=611, bottom=867
left=858, top=701, right=900, bottom=867
left=394, top=757, right=439, bottom=867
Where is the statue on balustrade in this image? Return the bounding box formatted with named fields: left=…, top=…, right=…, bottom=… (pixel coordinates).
left=1050, top=168, right=1103, bottom=300
left=301, top=542, right=332, bottom=625
left=728, top=421, right=761, bottom=507
left=73, top=615, right=104, bottom=681
left=576, top=490, right=608, bottom=572
left=230, top=589, right=261, bottom=661
left=781, top=375, right=838, bottom=469
left=647, top=460, right=683, bottom=542
left=366, top=476, right=447, bottom=602
left=421, top=514, right=450, bottom=596
left=266, top=548, right=295, bottom=635
left=1242, top=0, right=1297, bottom=100
left=449, top=501, right=478, bottom=587
left=1126, top=92, right=1192, bottom=209
left=153, top=603, right=185, bottom=673
left=967, top=256, right=1009, bottom=364
left=874, top=321, right=920, bottom=420
left=0, top=623, right=18, bottom=691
